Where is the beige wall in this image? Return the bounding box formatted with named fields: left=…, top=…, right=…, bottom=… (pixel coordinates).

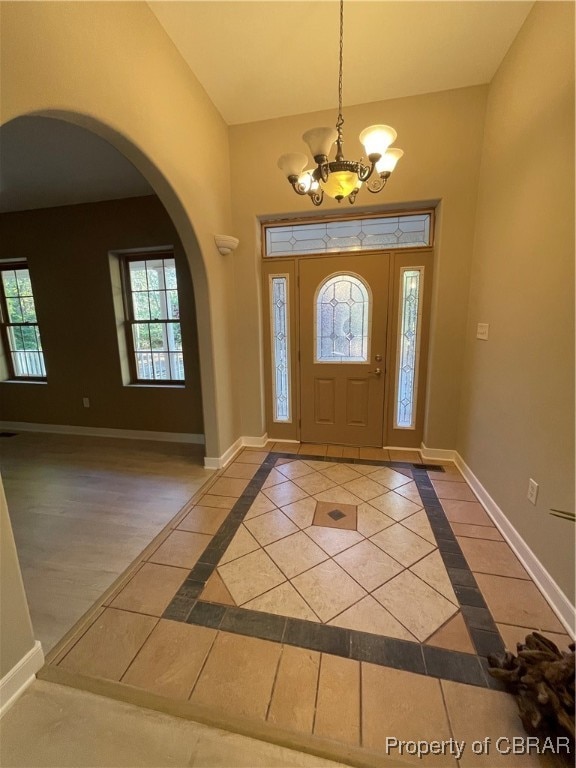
left=230, top=86, right=488, bottom=447
left=458, top=2, right=575, bottom=602
left=0, top=1, right=237, bottom=458
left=0, top=196, right=204, bottom=434
left=0, top=478, right=35, bottom=678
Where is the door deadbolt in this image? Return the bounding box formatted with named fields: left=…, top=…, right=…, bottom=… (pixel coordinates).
left=375, top=354, right=382, bottom=362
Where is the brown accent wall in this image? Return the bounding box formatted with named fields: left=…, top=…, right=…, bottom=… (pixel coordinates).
left=0, top=195, right=204, bottom=435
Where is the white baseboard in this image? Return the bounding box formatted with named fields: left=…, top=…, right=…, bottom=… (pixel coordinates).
left=453, top=452, right=575, bottom=638
left=0, top=641, right=44, bottom=718
left=204, top=434, right=269, bottom=470
left=0, top=421, right=205, bottom=445
left=420, top=444, right=458, bottom=462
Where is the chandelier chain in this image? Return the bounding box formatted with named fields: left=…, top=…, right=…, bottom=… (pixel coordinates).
left=338, top=0, right=344, bottom=120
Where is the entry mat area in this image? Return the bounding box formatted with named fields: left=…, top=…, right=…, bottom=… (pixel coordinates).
left=47, top=448, right=569, bottom=698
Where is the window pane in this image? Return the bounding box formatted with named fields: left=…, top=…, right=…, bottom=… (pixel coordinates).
left=6, top=298, right=23, bottom=323
left=1, top=271, right=18, bottom=298
left=270, top=276, right=291, bottom=422
left=20, top=296, right=37, bottom=323
left=125, top=255, right=184, bottom=382
left=395, top=268, right=423, bottom=429
left=15, top=270, right=32, bottom=295
left=315, top=275, right=370, bottom=363
left=265, top=213, right=431, bottom=257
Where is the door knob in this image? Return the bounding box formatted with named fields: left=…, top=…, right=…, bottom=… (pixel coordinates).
left=369, top=368, right=382, bottom=376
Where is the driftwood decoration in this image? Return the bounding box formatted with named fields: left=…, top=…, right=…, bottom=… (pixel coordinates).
left=488, top=632, right=575, bottom=743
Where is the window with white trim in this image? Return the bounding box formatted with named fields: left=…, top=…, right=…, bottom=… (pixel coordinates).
left=0, top=263, right=46, bottom=379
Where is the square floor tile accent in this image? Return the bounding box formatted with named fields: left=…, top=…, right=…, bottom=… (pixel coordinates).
left=291, top=559, right=367, bottom=622
left=58, top=608, right=157, bottom=681
left=264, top=531, right=328, bottom=579
left=329, top=596, right=416, bottom=641
left=458, top=537, right=529, bottom=579
left=442, top=680, right=546, bottom=767
left=200, top=571, right=236, bottom=606
left=149, top=531, right=212, bottom=570
left=218, top=548, right=286, bottom=606
left=368, top=491, right=422, bottom=521
left=312, top=500, right=357, bottom=531
left=362, top=664, right=455, bottom=766
left=177, top=505, right=229, bottom=535
left=244, top=508, right=299, bottom=546
left=474, top=573, right=566, bottom=633
left=121, top=620, right=216, bottom=699
left=373, top=570, right=458, bottom=642
left=190, top=632, right=281, bottom=721
left=410, top=550, right=458, bottom=604
left=219, top=525, right=259, bottom=565
left=334, top=539, right=404, bottom=591
left=262, top=480, right=309, bottom=507
left=304, top=524, right=364, bottom=556
left=314, top=654, right=360, bottom=747
left=370, top=523, right=435, bottom=567
left=244, top=582, right=320, bottom=622
left=110, top=563, right=189, bottom=617
left=425, top=613, right=475, bottom=654
left=267, top=646, right=320, bottom=734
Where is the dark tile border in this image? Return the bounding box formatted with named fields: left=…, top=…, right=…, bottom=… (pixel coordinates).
left=163, top=451, right=505, bottom=687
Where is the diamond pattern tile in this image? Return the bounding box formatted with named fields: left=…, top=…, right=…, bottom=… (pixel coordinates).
left=218, top=549, right=286, bottom=605
left=370, top=523, right=435, bottom=567
left=292, top=560, right=367, bottom=622
left=244, top=509, right=299, bottom=546
left=265, top=531, right=328, bottom=578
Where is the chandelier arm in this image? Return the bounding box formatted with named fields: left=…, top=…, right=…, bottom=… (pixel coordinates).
left=310, top=189, right=324, bottom=206
left=357, top=161, right=377, bottom=183
left=366, top=174, right=390, bottom=194
left=288, top=176, right=312, bottom=196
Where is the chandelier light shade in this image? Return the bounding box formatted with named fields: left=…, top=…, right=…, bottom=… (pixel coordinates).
left=277, top=0, right=404, bottom=206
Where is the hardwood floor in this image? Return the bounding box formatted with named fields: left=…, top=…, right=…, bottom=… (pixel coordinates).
left=0, top=432, right=213, bottom=652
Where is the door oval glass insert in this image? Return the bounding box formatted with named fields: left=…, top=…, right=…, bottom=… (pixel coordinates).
left=315, top=274, right=371, bottom=363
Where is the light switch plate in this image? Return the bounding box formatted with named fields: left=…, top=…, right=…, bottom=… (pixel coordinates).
left=476, top=323, right=489, bottom=340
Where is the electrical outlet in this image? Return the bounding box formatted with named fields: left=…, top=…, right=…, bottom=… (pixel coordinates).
left=82, top=397, right=90, bottom=408
left=476, top=323, right=489, bottom=340
left=527, top=478, right=539, bottom=505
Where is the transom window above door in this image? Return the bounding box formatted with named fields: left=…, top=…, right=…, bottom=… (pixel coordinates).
left=263, top=211, right=432, bottom=258
left=315, top=274, right=371, bottom=363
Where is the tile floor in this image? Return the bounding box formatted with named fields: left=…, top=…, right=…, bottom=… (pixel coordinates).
left=43, top=444, right=573, bottom=766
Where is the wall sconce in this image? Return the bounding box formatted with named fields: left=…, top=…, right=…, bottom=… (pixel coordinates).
left=214, top=234, right=239, bottom=255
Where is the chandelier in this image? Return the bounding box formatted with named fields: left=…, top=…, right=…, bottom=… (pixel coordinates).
left=277, top=0, right=403, bottom=206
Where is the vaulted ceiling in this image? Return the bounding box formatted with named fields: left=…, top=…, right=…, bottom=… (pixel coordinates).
left=1, top=1, right=533, bottom=212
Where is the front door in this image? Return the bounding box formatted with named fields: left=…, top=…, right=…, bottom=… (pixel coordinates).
left=299, top=253, right=389, bottom=446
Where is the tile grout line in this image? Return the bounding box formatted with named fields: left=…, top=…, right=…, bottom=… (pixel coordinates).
left=163, top=452, right=500, bottom=688
left=264, top=643, right=284, bottom=723
left=118, top=616, right=162, bottom=684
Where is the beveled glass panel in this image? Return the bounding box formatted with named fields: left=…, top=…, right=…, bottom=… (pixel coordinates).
left=265, top=213, right=431, bottom=256
left=315, top=275, right=369, bottom=363
left=270, top=276, right=290, bottom=422
left=395, top=268, right=423, bottom=429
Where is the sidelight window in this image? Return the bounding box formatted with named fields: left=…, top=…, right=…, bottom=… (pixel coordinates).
left=395, top=267, right=424, bottom=428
